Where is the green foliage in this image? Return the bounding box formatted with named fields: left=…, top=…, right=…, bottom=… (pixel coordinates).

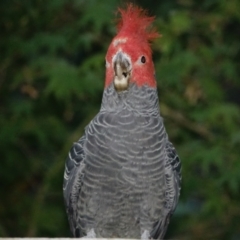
left=0, top=0, right=240, bottom=239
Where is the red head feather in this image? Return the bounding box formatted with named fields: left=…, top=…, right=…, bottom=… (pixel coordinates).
left=116, top=4, right=160, bottom=44
left=105, top=4, right=160, bottom=88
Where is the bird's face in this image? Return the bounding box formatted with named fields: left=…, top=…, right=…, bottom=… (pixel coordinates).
left=105, top=36, right=156, bottom=91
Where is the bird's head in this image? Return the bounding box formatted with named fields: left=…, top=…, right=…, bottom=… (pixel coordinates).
left=105, top=4, right=160, bottom=92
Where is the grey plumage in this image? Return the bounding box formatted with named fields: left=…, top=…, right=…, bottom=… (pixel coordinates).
left=63, top=83, right=181, bottom=239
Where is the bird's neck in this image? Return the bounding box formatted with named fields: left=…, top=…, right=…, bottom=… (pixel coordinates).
left=100, top=83, right=160, bottom=116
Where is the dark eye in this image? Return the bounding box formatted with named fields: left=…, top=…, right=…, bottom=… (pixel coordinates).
left=141, top=56, right=146, bottom=63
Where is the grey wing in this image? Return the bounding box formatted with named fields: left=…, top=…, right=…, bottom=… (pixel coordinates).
left=164, top=140, right=182, bottom=213
left=63, top=134, right=86, bottom=237
left=150, top=140, right=181, bottom=239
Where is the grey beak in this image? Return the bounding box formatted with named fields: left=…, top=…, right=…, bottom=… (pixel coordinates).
left=113, top=52, right=131, bottom=91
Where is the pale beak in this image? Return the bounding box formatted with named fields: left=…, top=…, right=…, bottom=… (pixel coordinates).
left=113, top=52, right=131, bottom=91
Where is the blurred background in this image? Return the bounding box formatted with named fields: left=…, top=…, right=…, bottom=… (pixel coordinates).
left=0, top=0, right=240, bottom=239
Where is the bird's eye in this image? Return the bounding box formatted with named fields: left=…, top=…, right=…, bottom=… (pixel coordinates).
left=141, top=56, right=146, bottom=63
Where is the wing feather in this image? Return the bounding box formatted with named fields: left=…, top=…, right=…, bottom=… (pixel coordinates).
left=151, top=139, right=181, bottom=239
left=63, top=134, right=86, bottom=237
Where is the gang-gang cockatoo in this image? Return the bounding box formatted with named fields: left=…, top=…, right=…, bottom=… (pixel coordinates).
left=63, top=4, right=181, bottom=239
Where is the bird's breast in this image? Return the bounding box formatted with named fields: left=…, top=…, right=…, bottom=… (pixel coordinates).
left=85, top=109, right=166, bottom=182
left=80, top=109, right=166, bottom=237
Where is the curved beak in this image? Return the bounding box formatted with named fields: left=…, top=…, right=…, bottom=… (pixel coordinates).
left=113, top=52, right=131, bottom=91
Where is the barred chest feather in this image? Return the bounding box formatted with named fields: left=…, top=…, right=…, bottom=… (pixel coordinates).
left=77, top=84, right=167, bottom=238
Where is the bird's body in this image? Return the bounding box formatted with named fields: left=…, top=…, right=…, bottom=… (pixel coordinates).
left=63, top=4, right=181, bottom=239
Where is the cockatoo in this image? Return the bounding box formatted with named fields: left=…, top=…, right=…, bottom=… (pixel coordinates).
left=63, top=4, right=181, bottom=239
